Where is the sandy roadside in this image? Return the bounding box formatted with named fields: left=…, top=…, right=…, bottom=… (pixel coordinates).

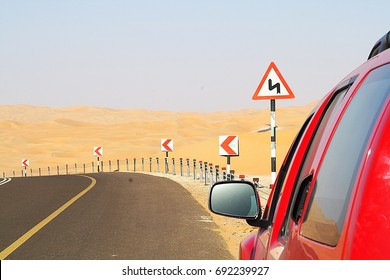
left=142, top=171, right=271, bottom=260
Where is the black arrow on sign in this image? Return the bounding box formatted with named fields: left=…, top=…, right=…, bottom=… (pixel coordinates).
left=268, top=79, right=281, bottom=94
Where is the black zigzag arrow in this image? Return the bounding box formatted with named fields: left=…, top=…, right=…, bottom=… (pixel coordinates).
left=268, top=79, right=281, bottom=94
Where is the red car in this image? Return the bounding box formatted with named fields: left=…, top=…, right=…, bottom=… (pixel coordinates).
left=209, top=31, right=390, bottom=260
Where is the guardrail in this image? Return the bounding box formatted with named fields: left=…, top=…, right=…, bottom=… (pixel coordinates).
left=1, top=157, right=270, bottom=188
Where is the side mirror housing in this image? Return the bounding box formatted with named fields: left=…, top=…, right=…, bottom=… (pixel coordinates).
left=209, top=181, right=261, bottom=219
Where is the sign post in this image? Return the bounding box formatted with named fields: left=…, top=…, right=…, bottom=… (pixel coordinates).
left=270, top=99, right=277, bottom=184
left=22, top=159, right=29, bottom=177
left=94, top=147, right=103, bottom=172
left=161, top=138, right=173, bottom=173
left=252, top=61, right=295, bottom=184
left=219, top=135, right=239, bottom=180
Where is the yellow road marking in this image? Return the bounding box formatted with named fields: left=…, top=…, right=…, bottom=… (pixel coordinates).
left=0, top=175, right=96, bottom=260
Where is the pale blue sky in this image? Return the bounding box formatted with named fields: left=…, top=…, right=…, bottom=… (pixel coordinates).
left=0, top=0, right=388, bottom=112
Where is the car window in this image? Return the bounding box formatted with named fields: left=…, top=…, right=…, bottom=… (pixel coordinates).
left=301, top=63, right=390, bottom=246
left=279, top=84, right=350, bottom=238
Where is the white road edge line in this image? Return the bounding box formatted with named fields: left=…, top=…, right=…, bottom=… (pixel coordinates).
left=0, top=178, right=12, bottom=186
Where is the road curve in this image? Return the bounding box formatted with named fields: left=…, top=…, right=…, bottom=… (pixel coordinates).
left=0, top=173, right=232, bottom=260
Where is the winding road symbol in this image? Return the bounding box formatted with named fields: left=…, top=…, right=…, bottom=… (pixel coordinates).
left=252, top=61, right=295, bottom=100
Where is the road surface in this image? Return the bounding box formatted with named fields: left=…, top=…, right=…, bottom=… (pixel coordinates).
left=0, top=173, right=232, bottom=260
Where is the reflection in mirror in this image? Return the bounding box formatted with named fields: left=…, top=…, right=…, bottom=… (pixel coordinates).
left=209, top=182, right=259, bottom=219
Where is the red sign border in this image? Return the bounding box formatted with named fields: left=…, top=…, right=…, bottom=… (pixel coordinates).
left=252, top=61, right=295, bottom=100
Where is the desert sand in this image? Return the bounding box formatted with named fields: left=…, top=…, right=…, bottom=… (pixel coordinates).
left=0, top=102, right=316, bottom=259
left=0, top=102, right=316, bottom=177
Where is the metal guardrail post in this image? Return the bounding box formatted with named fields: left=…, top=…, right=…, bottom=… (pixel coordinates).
left=204, top=161, right=208, bottom=185
left=193, top=159, right=196, bottom=180
left=209, top=163, right=213, bottom=186
left=199, top=161, right=203, bottom=180
left=172, top=158, right=176, bottom=175
left=230, top=170, right=235, bottom=181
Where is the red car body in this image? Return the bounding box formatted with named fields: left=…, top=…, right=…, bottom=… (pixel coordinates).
left=210, top=31, right=390, bottom=259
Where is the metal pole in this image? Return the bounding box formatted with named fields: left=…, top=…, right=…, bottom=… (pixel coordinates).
left=172, top=158, right=176, bottom=175
left=193, top=159, right=197, bottom=180
left=199, top=161, right=203, bottom=180
left=226, top=156, right=231, bottom=180
left=204, top=162, right=208, bottom=185
left=271, top=99, right=277, bottom=184
left=165, top=152, right=168, bottom=174
left=209, top=163, right=213, bottom=186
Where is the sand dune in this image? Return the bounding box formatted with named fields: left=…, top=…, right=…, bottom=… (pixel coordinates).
left=0, top=102, right=316, bottom=177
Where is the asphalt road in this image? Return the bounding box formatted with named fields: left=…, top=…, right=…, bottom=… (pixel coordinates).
left=0, top=173, right=233, bottom=260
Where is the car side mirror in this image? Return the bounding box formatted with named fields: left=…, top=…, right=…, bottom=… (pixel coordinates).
left=209, top=181, right=261, bottom=219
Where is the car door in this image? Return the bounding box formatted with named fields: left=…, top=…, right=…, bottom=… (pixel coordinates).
left=260, top=76, right=357, bottom=260
left=251, top=111, right=314, bottom=259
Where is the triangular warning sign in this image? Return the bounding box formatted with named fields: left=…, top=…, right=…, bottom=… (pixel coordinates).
left=252, top=62, right=295, bottom=100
